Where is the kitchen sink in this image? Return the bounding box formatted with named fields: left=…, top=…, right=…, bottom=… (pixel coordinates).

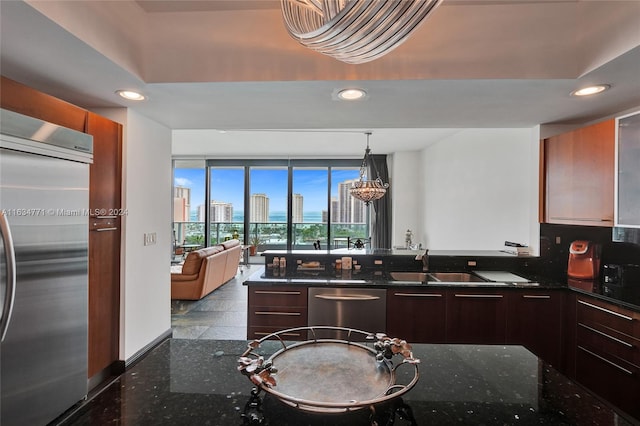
left=388, top=271, right=431, bottom=282
left=427, top=272, right=486, bottom=283
left=387, top=271, right=487, bottom=283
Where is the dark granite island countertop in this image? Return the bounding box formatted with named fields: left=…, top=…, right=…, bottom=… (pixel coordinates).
left=62, top=338, right=637, bottom=426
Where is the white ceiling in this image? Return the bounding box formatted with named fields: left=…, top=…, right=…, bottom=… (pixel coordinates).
left=1, top=0, right=639, bottom=155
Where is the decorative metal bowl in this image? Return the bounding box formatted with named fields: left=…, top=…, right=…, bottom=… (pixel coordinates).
left=238, top=326, right=420, bottom=414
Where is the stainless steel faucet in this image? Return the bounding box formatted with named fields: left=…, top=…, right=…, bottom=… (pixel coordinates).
left=415, top=249, right=429, bottom=271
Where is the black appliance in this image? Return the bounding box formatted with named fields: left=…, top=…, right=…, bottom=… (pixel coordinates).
left=602, top=264, right=640, bottom=305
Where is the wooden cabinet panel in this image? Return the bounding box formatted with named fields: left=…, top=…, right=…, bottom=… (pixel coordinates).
left=506, top=290, right=564, bottom=367
left=247, top=286, right=308, bottom=341
left=87, top=112, right=122, bottom=211
left=386, top=289, right=446, bottom=343
left=86, top=112, right=122, bottom=378
left=544, top=119, right=615, bottom=226
left=574, top=294, right=640, bottom=420
left=576, top=345, right=640, bottom=420
left=1, top=76, right=87, bottom=132
left=446, top=290, right=507, bottom=344
left=88, top=226, right=120, bottom=376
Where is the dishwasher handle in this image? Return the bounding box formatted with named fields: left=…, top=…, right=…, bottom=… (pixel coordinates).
left=314, top=294, right=380, bottom=301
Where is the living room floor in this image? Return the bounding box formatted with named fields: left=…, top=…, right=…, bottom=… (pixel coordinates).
left=171, top=262, right=263, bottom=341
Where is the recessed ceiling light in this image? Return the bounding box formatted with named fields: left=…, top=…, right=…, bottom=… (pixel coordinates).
left=571, top=84, right=611, bottom=97
left=337, top=88, right=367, bottom=101
left=116, top=90, right=146, bottom=101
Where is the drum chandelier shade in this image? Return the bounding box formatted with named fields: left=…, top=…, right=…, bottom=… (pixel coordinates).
left=350, top=132, right=389, bottom=205
left=280, top=0, right=443, bottom=64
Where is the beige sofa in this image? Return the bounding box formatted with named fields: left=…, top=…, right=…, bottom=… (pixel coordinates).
left=171, top=239, right=242, bottom=300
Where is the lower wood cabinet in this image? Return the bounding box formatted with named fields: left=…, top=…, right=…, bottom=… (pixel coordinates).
left=574, top=295, right=640, bottom=419
left=247, top=286, right=308, bottom=340
left=506, top=290, right=565, bottom=367
left=386, top=288, right=446, bottom=342
left=446, top=289, right=507, bottom=344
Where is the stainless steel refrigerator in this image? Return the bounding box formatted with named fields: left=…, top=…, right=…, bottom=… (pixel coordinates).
left=1, top=109, right=92, bottom=425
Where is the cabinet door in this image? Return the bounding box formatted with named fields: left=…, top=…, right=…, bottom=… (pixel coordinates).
left=446, top=290, right=507, bottom=344
left=544, top=119, right=615, bottom=226
left=86, top=113, right=122, bottom=379
left=507, top=290, right=564, bottom=367
left=386, top=289, right=446, bottom=343
left=616, top=111, right=640, bottom=226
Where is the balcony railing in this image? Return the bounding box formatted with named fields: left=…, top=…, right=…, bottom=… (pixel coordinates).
left=172, top=221, right=368, bottom=251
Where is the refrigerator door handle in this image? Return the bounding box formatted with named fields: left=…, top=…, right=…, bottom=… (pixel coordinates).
left=0, top=211, right=17, bottom=342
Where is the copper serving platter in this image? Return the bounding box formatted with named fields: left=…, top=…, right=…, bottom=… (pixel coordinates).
left=238, top=326, right=420, bottom=413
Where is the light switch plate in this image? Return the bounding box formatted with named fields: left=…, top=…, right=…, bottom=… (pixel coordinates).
left=144, top=232, right=156, bottom=246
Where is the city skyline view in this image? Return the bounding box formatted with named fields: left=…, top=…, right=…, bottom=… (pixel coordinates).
left=174, top=167, right=364, bottom=223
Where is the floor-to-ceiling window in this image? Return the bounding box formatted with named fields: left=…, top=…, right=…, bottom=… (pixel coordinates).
left=292, top=167, right=328, bottom=249
left=173, top=160, right=206, bottom=252
left=172, top=159, right=365, bottom=252
left=249, top=166, right=289, bottom=251
left=209, top=167, right=245, bottom=244
left=331, top=167, right=368, bottom=248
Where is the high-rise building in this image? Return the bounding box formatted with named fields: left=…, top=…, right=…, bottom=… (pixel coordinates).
left=292, top=193, right=304, bottom=223
left=198, top=201, right=233, bottom=222
left=173, top=186, right=191, bottom=222
left=338, top=179, right=366, bottom=223
left=250, top=193, right=270, bottom=222
left=209, top=201, right=233, bottom=222
left=330, top=197, right=339, bottom=223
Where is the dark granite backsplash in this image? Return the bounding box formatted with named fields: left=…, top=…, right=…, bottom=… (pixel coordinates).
left=539, top=223, right=640, bottom=282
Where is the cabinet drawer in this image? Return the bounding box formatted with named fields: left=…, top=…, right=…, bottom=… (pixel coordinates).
left=248, top=306, right=308, bottom=328
left=248, top=326, right=307, bottom=341
left=576, top=297, right=636, bottom=336
left=249, top=286, right=307, bottom=307
left=577, top=323, right=639, bottom=367
left=576, top=345, right=640, bottom=419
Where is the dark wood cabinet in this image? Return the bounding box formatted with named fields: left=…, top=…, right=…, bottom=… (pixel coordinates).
left=574, top=295, right=640, bottom=419
left=543, top=119, right=615, bottom=226
left=86, top=113, right=122, bottom=379
left=506, top=290, right=565, bottom=367
left=386, top=288, right=446, bottom=342
left=446, top=289, right=507, bottom=344
left=247, top=286, right=308, bottom=340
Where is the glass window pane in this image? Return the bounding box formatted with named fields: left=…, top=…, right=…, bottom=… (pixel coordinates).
left=292, top=167, right=328, bottom=250
left=173, top=161, right=205, bottom=257
left=331, top=168, right=369, bottom=249
left=209, top=167, right=245, bottom=244
left=249, top=167, right=288, bottom=251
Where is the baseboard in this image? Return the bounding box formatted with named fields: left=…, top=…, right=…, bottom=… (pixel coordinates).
left=125, top=328, right=173, bottom=369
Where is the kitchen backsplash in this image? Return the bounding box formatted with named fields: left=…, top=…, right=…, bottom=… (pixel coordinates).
left=539, top=223, right=640, bottom=281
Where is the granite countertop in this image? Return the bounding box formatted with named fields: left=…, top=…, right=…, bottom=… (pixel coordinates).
left=244, top=267, right=565, bottom=290
left=65, top=338, right=637, bottom=425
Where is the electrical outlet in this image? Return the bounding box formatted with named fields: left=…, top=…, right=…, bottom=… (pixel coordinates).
left=144, top=232, right=157, bottom=246
left=555, top=236, right=561, bottom=244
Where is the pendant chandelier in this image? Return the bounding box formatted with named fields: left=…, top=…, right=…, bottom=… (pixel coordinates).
left=350, top=132, right=389, bottom=205
left=280, top=0, right=443, bottom=64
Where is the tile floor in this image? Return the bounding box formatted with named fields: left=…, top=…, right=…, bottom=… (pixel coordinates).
left=171, top=263, right=263, bottom=341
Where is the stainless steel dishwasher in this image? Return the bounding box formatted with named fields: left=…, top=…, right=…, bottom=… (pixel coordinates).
left=308, top=287, right=387, bottom=339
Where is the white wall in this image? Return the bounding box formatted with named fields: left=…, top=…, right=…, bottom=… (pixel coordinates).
left=94, top=107, right=172, bottom=361
left=390, top=128, right=540, bottom=252
left=390, top=151, right=423, bottom=248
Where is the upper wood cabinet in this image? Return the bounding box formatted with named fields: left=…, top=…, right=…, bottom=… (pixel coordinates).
left=616, top=111, right=640, bottom=227
left=0, top=76, right=87, bottom=132
left=543, top=119, right=615, bottom=226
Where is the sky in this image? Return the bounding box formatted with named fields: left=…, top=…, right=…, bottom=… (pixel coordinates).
left=174, top=167, right=360, bottom=213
